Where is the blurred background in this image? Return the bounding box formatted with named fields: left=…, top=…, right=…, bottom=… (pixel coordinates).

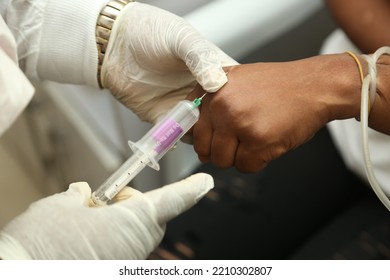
left=1, top=0, right=389, bottom=259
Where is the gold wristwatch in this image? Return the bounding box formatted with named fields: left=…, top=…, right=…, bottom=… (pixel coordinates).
left=96, top=0, right=134, bottom=88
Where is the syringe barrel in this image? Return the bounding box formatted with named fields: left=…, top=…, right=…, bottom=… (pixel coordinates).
left=91, top=150, right=149, bottom=205
left=91, top=100, right=199, bottom=206
left=129, top=100, right=200, bottom=170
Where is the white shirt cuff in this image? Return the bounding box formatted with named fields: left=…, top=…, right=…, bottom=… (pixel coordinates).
left=37, top=0, right=109, bottom=88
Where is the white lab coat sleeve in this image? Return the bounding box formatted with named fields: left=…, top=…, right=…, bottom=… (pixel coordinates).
left=0, top=16, right=34, bottom=137
left=1, top=0, right=109, bottom=88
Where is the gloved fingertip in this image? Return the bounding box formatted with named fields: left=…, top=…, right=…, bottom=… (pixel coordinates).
left=198, top=70, right=228, bottom=93
left=68, top=182, right=92, bottom=199
left=184, top=173, right=214, bottom=202
left=144, top=173, right=214, bottom=224
left=180, top=134, right=194, bottom=145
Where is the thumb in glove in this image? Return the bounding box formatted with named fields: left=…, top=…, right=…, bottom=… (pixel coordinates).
left=0, top=173, right=213, bottom=259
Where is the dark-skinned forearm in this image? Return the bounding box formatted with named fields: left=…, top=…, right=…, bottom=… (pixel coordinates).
left=325, top=0, right=390, bottom=53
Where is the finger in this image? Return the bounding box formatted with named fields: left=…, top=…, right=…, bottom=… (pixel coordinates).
left=181, top=38, right=228, bottom=93
left=198, top=154, right=211, bottom=163
left=210, top=132, right=238, bottom=169
left=144, top=173, right=214, bottom=224
left=235, top=145, right=267, bottom=173
left=193, top=122, right=213, bottom=161
left=192, top=102, right=213, bottom=159
left=67, top=182, right=92, bottom=206
left=180, top=134, right=194, bottom=145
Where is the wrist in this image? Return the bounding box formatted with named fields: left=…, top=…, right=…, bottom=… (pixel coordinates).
left=320, top=53, right=366, bottom=122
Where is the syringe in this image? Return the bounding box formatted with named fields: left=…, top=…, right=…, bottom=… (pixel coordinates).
left=90, top=95, right=206, bottom=206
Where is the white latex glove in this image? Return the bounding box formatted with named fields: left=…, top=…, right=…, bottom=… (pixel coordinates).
left=102, top=2, right=238, bottom=123
left=0, top=173, right=213, bottom=260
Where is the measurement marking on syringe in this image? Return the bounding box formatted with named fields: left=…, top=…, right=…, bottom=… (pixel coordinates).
left=93, top=100, right=200, bottom=205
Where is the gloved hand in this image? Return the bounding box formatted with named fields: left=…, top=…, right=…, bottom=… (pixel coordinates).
left=0, top=173, right=213, bottom=259
left=101, top=2, right=238, bottom=123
